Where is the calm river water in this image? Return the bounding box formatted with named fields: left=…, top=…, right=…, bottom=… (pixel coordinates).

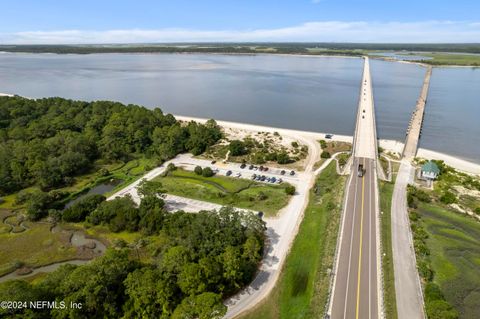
left=0, top=52, right=479, bottom=162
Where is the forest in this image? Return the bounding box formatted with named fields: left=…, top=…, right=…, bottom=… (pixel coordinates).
left=0, top=96, right=222, bottom=218
left=0, top=206, right=266, bottom=318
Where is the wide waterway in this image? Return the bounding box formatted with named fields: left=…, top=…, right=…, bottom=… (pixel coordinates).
left=0, top=52, right=479, bottom=162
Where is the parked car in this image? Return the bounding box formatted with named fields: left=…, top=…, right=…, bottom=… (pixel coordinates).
left=249, top=165, right=254, bottom=170
left=226, top=170, right=232, bottom=176
left=253, top=167, right=258, bottom=171
left=260, top=176, right=266, bottom=181
left=277, top=178, right=283, bottom=184
left=240, top=163, right=246, bottom=169
left=270, top=177, right=276, bottom=183
left=259, top=165, right=264, bottom=171
left=264, top=167, right=269, bottom=171
left=211, top=160, right=217, bottom=164
left=290, top=170, right=295, bottom=176
left=325, top=134, right=333, bottom=139
left=266, top=177, right=271, bottom=182
left=236, top=172, right=241, bottom=178
left=280, top=170, right=286, bottom=175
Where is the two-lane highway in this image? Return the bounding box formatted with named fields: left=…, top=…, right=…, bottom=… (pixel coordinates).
left=329, top=57, right=381, bottom=319
left=331, top=157, right=379, bottom=319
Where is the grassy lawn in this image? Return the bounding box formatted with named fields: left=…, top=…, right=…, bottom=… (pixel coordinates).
left=154, top=169, right=292, bottom=216
left=0, top=220, right=76, bottom=277
left=417, top=203, right=480, bottom=318
left=240, top=161, right=346, bottom=319
left=378, top=181, right=398, bottom=319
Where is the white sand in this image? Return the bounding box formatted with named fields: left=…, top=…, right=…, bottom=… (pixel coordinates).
left=176, top=115, right=480, bottom=175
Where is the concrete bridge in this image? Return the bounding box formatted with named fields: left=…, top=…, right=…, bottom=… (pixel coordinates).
left=402, top=66, right=432, bottom=160
left=390, top=66, right=432, bottom=319
left=329, top=57, right=382, bottom=319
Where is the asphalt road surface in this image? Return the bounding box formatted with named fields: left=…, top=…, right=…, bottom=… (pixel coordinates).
left=330, top=157, right=380, bottom=319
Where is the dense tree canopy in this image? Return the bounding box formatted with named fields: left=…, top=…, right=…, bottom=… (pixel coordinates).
left=0, top=207, right=266, bottom=319
left=0, top=96, right=222, bottom=195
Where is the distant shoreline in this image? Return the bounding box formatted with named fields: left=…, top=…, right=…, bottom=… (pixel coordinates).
left=1, top=49, right=479, bottom=67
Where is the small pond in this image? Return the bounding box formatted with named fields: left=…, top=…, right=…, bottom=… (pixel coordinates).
left=64, top=178, right=123, bottom=209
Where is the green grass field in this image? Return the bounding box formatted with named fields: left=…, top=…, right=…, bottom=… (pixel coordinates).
left=240, top=161, right=346, bottom=319
left=422, top=53, right=480, bottom=66
left=378, top=181, right=398, bottom=319
left=418, top=203, right=480, bottom=318
left=154, top=169, right=292, bottom=216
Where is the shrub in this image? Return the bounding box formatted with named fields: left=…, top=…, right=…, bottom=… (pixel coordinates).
left=202, top=167, right=214, bottom=177
left=425, top=300, right=458, bottom=319
left=321, top=151, right=331, bottom=159
left=229, top=140, right=247, bottom=156
left=276, top=152, right=292, bottom=164
left=291, top=141, right=299, bottom=148
left=440, top=191, right=456, bottom=205
left=194, top=166, right=203, bottom=175
left=167, top=163, right=176, bottom=172
left=265, top=152, right=277, bottom=161
left=256, top=191, right=267, bottom=201
left=285, top=185, right=296, bottom=195
left=475, top=207, right=480, bottom=215
left=0, top=197, right=4, bottom=205
left=63, top=194, right=106, bottom=222
left=319, top=140, right=327, bottom=149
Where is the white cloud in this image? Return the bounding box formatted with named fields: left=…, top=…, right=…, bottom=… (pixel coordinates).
left=1, top=21, right=479, bottom=44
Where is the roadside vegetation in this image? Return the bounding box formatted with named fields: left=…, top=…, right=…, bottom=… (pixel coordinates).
left=241, top=161, right=346, bottom=319
left=378, top=180, right=398, bottom=319
left=153, top=168, right=292, bottom=216
left=314, top=140, right=351, bottom=170
left=0, top=206, right=265, bottom=318
left=407, top=162, right=480, bottom=318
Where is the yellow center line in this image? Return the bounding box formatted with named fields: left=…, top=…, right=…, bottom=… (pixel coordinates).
left=356, top=158, right=366, bottom=319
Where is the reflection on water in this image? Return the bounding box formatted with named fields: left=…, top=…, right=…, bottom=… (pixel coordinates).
left=64, top=178, right=122, bottom=209
left=0, top=53, right=479, bottom=162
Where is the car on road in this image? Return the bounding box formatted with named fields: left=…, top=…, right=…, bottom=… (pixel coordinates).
left=290, top=170, right=295, bottom=176
left=280, top=170, right=286, bottom=175
left=240, top=163, right=246, bottom=169
left=226, top=170, right=232, bottom=176
left=325, top=134, right=333, bottom=139
left=357, top=164, right=365, bottom=177
left=249, top=164, right=254, bottom=170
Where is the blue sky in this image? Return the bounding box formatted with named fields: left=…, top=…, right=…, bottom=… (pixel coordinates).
left=1, top=0, right=480, bottom=43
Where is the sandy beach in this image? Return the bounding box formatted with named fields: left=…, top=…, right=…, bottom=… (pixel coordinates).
left=176, top=115, right=480, bottom=175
